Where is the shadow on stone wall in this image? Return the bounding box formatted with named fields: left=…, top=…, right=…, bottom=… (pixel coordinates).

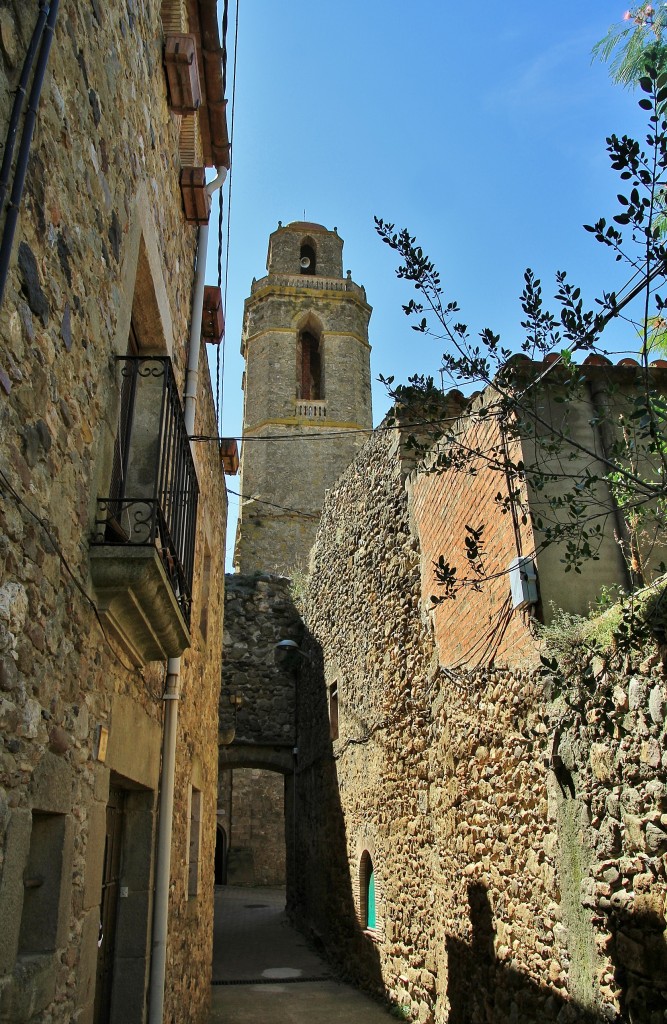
left=291, top=628, right=667, bottom=1022
left=446, top=882, right=667, bottom=1024
left=605, top=900, right=667, bottom=1023
left=288, top=630, right=385, bottom=998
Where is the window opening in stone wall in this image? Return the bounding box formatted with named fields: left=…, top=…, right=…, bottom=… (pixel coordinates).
left=187, top=786, right=202, bottom=898
left=299, top=240, right=316, bottom=275
left=329, top=682, right=339, bottom=741
left=359, top=850, right=376, bottom=931
left=297, top=329, right=323, bottom=400
left=18, top=811, right=67, bottom=956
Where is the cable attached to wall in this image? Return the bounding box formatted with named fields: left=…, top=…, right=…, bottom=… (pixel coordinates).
left=0, top=0, right=60, bottom=307
left=0, top=1, right=49, bottom=214
left=0, top=465, right=138, bottom=674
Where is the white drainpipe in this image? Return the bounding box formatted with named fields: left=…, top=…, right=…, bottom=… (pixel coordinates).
left=148, top=165, right=227, bottom=1024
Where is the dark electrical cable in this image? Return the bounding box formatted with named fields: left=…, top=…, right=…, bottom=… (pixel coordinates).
left=0, top=0, right=60, bottom=307
left=0, top=1, right=49, bottom=214
left=226, top=486, right=319, bottom=519
left=0, top=466, right=138, bottom=674
left=188, top=408, right=482, bottom=445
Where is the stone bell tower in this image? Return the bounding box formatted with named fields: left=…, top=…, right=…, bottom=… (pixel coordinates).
left=234, top=221, right=373, bottom=572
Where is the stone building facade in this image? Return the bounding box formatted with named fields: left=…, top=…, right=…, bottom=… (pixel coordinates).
left=0, top=2, right=229, bottom=1022
left=221, top=222, right=374, bottom=887
left=292, top=372, right=667, bottom=1023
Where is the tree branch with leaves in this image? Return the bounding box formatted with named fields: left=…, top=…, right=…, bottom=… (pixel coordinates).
left=376, top=68, right=667, bottom=603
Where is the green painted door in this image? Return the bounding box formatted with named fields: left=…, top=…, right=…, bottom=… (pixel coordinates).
left=367, top=869, right=376, bottom=929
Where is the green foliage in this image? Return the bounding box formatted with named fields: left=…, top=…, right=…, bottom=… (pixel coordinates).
left=285, top=566, right=307, bottom=609
left=537, top=578, right=667, bottom=701
left=536, top=602, right=622, bottom=665
left=593, top=4, right=667, bottom=87
left=376, top=68, right=667, bottom=606
left=389, top=1003, right=412, bottom=1021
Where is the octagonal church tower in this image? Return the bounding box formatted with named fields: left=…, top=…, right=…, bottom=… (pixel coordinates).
left=234, top=221, right=373, bottom=572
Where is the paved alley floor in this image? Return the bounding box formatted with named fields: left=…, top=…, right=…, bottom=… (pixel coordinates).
left=209, top=885, right=395, bottom=1023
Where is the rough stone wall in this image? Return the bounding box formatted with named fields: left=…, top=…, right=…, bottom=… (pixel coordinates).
left=544, top=646, right=667, bottom=1022
left=221, top=574, right=300, bottom=747
left=0, top=3, right=226, bottom=1022
left=219, top=768, right=286, bottom=886
left=220, top=574, right=301, bottom=890
left=294, top=417, right=667, bottom=1023
left=266, top=221, right=345, bottom=279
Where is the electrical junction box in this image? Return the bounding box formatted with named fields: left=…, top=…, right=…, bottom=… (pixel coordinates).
left=509, top=556, right=538, bottom=609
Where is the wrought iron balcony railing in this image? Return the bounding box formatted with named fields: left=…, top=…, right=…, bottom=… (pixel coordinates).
left=92, top=356, right=199, bottom=625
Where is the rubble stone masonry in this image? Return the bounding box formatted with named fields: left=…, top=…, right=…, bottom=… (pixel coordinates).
left=294, top=415, right=667, bottom=1023
left=0, top=2, right=226, bottom=1022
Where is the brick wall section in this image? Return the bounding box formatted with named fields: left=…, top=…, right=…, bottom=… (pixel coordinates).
left=411, top=412, right=539, bottom=668
left=294, top=415, right=667, bottom=1023
left=0, top=3, right=226, bottom=1022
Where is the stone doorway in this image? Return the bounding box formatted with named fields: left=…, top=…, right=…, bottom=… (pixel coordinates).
left=94, top=786, right=125, bottom=1024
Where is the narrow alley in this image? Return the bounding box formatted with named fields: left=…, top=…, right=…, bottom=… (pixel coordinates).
left=209, top=886, right=396, bottom=1023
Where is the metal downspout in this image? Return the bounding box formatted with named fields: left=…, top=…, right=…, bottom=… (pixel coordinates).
left=148, top=165, right=227, bottom=1024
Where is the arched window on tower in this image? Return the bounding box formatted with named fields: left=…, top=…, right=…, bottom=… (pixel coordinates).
left=299, top=239, right=316, bottom=275
left=297, top=326, right=323, bottom=400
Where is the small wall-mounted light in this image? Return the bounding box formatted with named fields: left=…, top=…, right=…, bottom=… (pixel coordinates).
left=275, top=639, right=300, bottom=653
left=274, top=639, right=310, bottom=665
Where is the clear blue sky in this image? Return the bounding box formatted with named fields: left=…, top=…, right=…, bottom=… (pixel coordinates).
left=207, top=2, right=648, bottom=567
